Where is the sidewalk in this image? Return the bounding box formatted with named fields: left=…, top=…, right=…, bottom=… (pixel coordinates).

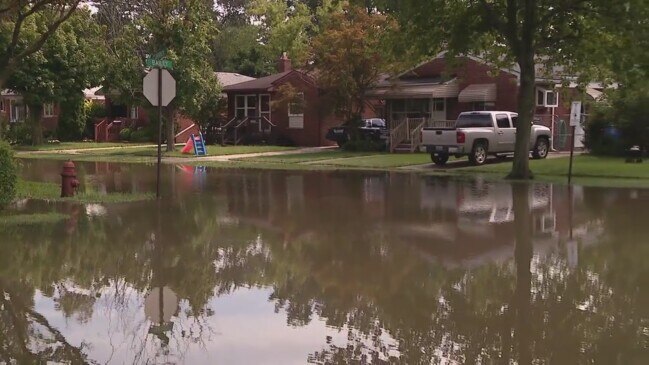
left=163, top=146, right=336, bottom=164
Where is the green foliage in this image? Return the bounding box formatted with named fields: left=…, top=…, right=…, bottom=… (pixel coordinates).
left=6, top=122, right=33, bottom=145
left=213, top=24, right=273, bottom=77
left=57, top=97, right=87, bottom=141
left=585, top=87, right=649, bottom=156
left=0, top=141, right=17, bottom=208
left=119, top=128, right=132, bottom=141
left=249, top=0, right=314, bottom=68
left=130, top=127, right=155, bottom=143
left=311, top=5, right=397, bottom=121
left=5, top=8, right=105, bottom=144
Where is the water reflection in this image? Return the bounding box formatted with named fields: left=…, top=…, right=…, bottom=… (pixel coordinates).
left=1, top=160, right=648, bottom=364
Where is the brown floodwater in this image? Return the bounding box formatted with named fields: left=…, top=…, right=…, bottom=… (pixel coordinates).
left=1, top=159, right=647, bottom=364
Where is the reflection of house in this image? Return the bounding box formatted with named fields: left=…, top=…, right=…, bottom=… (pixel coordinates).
left=368, top=52, right=602, bottom=151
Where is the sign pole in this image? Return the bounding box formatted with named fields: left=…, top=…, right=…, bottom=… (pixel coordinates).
left=568, top=101, right=582, bottom=185
left=156, top=67, right=163, bottom=199
left=568, top=125, right=576, bottom=184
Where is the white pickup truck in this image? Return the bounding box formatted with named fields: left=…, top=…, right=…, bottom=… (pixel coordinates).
left=421, top=111, right=552, bottom=166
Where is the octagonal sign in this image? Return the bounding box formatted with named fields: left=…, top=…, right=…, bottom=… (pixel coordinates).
left=143, top=69, right=176, bottom=107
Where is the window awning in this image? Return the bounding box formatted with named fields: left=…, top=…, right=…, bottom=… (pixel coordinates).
left=586, top=87, right=603, bottom=101
left=367, top=79, right=459, bottom=99
left=458, top=83, right=497, bottom=103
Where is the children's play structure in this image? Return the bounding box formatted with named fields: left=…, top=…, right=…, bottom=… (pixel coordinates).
left=181, top=133, right=208, bottom=156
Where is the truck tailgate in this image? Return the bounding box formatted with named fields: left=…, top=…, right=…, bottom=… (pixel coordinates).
left=422, top=128, right=457, bottom=146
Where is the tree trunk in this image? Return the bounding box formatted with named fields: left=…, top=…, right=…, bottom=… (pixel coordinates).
left=28, top=104, right=44, bottom=146
left=508, top=53, right=536, bottom=180
left=166, top=108, right=176, bottom=152
left=512, top=182, right=533, bottom=364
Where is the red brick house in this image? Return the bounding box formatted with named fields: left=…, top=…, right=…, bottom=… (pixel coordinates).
left=368, top=52, right=603, bottom=151
left=222, top=54, right=344, bottom=147
left=0, top=90, right=61, bottom=133
left=95, top=72, right=255, bottom=143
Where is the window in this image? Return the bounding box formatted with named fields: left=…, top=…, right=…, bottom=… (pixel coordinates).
left=10, top=100, right=26, bottom=122
left=455, top=114, right=493, bottom=128
left=288, top=92, right=305, bottom=129
left=511, top=116, right=518, bottom=128
left=0, top=100, right=4, bottom=112
left=130, top=106, right=138, bottom=119
left=496, top=114, right=511, bottom=128
left=536, top=88, right=559, bottom=107
left=43, top=103, right=55, bottom=117
left=472, top=101, right=496, bottom=111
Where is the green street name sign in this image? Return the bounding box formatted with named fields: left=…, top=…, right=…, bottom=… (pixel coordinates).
left=146, top=58, right=173, bottom=70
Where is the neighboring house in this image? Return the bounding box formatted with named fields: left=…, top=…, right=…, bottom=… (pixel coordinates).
left=95, top=72, right=255, bottom=143
left=0, top=90, right=60, bottom=133
left=367, top=52, right=603, bottom=152
left=222, top=54, right=347, bottom=147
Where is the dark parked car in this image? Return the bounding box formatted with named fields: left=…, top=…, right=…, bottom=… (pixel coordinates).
left=326, top=118, right=389, bottom=147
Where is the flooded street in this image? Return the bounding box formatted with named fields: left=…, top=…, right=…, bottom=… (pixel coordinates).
left=1, top=160, right=648, bottom=364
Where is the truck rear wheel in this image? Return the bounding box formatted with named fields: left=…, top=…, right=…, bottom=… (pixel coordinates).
left=469, top=142, right=488, bottom=166
left=532, top=137, right=549, bottom=159
left=431, top=153, right=449, bottom=166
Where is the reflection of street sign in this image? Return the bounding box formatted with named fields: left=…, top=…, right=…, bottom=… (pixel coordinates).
left=143, top=69, right=176, bottom=107
left=570, top=101, right=582, bottom=127
left=567, top=240, right=579, bottom=269
left=144, top=286, right=179, bottom=324
left=146, top=58, right=173, bottom=70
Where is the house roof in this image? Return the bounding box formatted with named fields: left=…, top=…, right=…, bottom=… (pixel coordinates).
left=84, top=87, right=106, bottom=100
left=216, top=72, right=256, bottom=87
left=367, top=78, right=460, bottom=99
left=458, top=83, right=497, bottom=103
left=223, top=70, right=292, bottom=92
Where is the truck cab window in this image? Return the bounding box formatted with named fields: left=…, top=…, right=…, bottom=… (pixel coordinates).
left=496, top=114, right=511, bottom=128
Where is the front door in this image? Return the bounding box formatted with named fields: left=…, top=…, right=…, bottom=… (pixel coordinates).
left=494, top=113, right=515, bottom=152
left=431, top=98, right=446, bottom=121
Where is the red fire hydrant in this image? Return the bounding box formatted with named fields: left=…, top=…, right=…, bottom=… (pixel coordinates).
left=61, top=160, right=80, bottom=197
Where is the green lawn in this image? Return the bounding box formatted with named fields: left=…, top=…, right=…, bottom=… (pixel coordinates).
left=241, top=150, right=377, bottom=164
left=0, top=212, right=68, bottom=226
left=16, top=180, right=154, bottom=203
left=14, top=142, right=152, bottom=151
left=318, top=153, right=432, bottom=168
left=456, top=155, right=649, bottom=179
left=17, top=144, right=296, bottom=162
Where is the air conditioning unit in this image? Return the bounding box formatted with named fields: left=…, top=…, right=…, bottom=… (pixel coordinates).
left=536, top=88, right=559, bottom=107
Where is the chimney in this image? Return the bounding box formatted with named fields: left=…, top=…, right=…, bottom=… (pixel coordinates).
left=277, top=52, right=292, bottom=73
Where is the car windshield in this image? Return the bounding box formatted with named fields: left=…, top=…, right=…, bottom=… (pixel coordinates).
left=456, top=114, right=493, bottom=128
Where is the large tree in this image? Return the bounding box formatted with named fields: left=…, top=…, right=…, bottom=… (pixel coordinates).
left=0, top=0, right=81, bottom=89
left=6, top=7, right=104, bottom=144
left=310, top=4, right=396, bottom=123
left=96, top=0, right=221, bottom=151
left=387, top=0, right=626, bottom=179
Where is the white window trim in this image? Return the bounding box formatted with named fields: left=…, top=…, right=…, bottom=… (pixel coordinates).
left=130, top=106, right=138, bottom=119
left=536, top=87, right=559, bottom=107
left=43, top=103, right=55, bottom=117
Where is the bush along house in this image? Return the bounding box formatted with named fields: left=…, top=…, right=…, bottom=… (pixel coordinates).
left=367, top=52, right=603, bottom=152
left=222, top=54, right=345, bottom=147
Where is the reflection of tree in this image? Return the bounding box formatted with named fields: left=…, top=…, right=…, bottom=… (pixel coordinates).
left=2, top=170, right=648, bottom=364
left=0, top=280, right=92, bottom=364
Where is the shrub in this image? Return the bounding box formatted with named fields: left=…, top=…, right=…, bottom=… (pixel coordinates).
left=6, top=122, right=33, bottom=145
left=57, top=98, right=87, bottom=141
left=585, top=86, right=649, bottom=156
left=84, top=100, right=107, bottom=139
left=0, top=141, right=17, bottom=208
left=119, top=127, right=132, bottom=141
left=130, top=127, right=154, bottom=143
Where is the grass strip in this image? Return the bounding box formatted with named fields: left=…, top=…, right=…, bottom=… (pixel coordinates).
left=14, top=142, right=151, bottom=151
left=0, top=212, right=68, bottom=226
left=16, top=180, right=154, bottom=203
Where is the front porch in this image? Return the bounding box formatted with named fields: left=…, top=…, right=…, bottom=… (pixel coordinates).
left=387, top=117, right=455, bottom=153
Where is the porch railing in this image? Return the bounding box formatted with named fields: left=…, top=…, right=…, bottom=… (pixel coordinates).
left=410, top=119, right=427, bottom=152
left=389, top=120, right=408, bottom=152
